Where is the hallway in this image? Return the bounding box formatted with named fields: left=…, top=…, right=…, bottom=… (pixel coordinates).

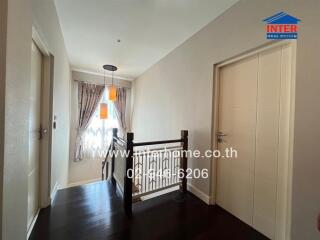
left=30, top=181, right=268, bottom=240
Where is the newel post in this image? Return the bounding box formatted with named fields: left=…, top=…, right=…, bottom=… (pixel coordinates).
left=124, top=132, right=134, bottom=216
left=181, top=130, right=188, bottom=193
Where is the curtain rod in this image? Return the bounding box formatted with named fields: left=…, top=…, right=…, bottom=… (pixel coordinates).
left=73, top=79, right=131, bottom=89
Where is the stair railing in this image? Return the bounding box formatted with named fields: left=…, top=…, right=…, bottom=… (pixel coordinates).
left=109, top=128, right=188, bottom=216
left=101, top=143, right=112, bottom=180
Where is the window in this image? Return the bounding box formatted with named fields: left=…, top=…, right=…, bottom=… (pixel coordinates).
left=81, top=89, right=118, bottom=160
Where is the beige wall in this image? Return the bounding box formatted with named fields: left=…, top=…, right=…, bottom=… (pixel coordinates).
left=2, top=0, right=32, bottom=239
left=32, top=0, right=72, bottom=191
left=69, top=71, right=132, bottom=185
left=0, top=0, right=8, bottom=238
left=132, top=0, right=320, bottom=239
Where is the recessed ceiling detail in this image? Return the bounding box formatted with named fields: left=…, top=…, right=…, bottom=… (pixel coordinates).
left=54, top=0, right=239, bottom=80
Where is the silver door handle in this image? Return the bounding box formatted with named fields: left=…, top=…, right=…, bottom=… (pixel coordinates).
left=216, top=132, right=227, bottom=137
left=39, top=126, right=48, bottom=140
left=216, top=132, right=227, bottom=143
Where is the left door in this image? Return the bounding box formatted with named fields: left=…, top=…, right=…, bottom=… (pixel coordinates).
left=28, top=41, right=42, bottom=231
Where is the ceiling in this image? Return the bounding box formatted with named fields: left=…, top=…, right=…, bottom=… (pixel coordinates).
left=54, top=0, right=238, bottom=80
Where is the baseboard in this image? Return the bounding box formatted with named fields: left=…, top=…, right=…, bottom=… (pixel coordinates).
left=50, top=182, right=59, bottom=204
left=27, top=208, right=40, bottom=239
left=67, top=178, right=101, bottom=188
left=187, top=183, right=211, bottom=205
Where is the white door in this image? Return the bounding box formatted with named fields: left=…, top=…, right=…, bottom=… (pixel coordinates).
left=216, top=45, right=293, bottom=239
left=216, top=55, right=258, bottom=226
left=28, top=41, right=43, bottom=230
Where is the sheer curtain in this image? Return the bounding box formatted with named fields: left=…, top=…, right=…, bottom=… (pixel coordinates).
left=80, top=89, right=118, bottom=160
left=74, top=82, right=105, bottom=161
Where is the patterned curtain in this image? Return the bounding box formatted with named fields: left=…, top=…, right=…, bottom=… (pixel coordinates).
left=74, top=82, right=105, bottom=161
left=80, top=96, right=118, bottom=160
left=114, top=88, right=127, bottom=138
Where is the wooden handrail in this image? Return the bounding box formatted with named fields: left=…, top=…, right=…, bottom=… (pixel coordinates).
left=133, top=139, right=183, bottom=147
left=113, top=135, right=126, bottom=145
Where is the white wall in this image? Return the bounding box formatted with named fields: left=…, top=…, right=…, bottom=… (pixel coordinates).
left=68, top=71, right=132, bottom=185
left=2, top=0, right=32, bottom=239
left=32, top=0, right=72, bottom=191
left=131, top=0, right=320, bottom=239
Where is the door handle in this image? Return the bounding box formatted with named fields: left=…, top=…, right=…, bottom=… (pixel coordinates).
left=216, top=132, right=227, bottom=137
left=216, top=132, right=227, bottom=143
left=39, top=126, right=48, bottom=140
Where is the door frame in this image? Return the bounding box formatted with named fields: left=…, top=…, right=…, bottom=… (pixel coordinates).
left=31, top=26, right=54, bottom=208
left=210, top=41, right=296, bottom=239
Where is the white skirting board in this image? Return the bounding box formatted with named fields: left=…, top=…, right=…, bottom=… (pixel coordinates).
left=50, top=182, right=59, bottom=204
left=27, top=209, right=40, bottom=239
left=187, top=183, right=212, bottom=205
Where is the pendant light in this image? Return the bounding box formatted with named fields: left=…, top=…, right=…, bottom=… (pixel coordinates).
left=103, top=64, right=118, bottom=101
left=100, top=103, right=108, bottom=119
left=100, top=68, right=108, bottom=119
left=109, top=70, right=117, bottom=102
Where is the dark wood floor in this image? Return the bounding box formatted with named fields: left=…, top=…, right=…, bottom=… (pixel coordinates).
left=30, top=181, right=269, bottom=240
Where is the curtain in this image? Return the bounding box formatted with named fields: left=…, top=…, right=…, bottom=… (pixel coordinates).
left=80, top=91, right=118, bottom=160
left=74, top=82, right=105, bottom=161
left=114, top=88, right=127, bottom=138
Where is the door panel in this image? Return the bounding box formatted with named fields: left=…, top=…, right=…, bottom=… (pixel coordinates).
left=216, top=45, right=293, bottom=240
left=217, top=56, right=258, bottom=226
left=253, top=47, right=282, bottom=239
left=275, top=45, right=292, bottom=240
left=28, top=41, right=42, bottom=230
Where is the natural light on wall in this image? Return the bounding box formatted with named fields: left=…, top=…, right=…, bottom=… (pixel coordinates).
left=82, top=88, right=118, bottom=160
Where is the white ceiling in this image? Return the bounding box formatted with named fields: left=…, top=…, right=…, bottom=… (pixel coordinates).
left=54, top=0, right=238, bottom=80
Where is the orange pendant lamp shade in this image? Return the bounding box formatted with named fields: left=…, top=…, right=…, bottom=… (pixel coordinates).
left=109, top=86, right=117, bottom=101
left=100, top=103, right=108, bottom=119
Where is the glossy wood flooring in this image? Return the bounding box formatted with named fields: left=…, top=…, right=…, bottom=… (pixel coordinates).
left=30, top=181, right=269, bottom=240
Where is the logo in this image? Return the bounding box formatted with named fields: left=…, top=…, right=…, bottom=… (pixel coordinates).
left=263, top=12, right=301, bottom=39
